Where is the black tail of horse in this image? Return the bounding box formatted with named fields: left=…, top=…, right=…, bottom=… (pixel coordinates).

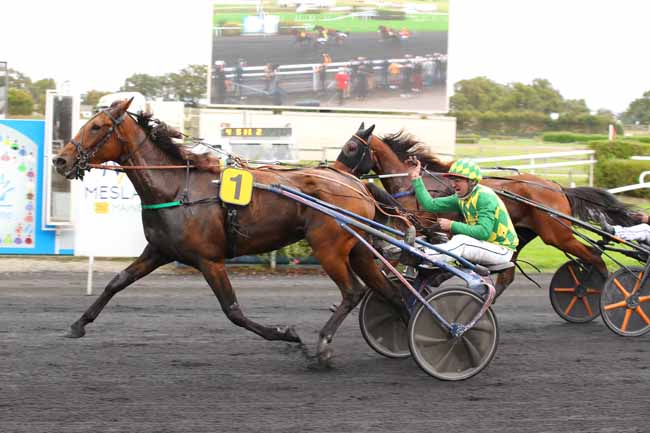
left=565, top=186, right=636, bottom=226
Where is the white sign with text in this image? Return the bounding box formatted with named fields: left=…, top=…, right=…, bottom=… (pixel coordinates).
left=73, top=165, right=147, bottom=257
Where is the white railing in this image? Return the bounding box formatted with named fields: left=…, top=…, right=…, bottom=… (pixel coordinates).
left=473, top=150, right=596, bottom=186
left=608, top=170, right=650, bottom=194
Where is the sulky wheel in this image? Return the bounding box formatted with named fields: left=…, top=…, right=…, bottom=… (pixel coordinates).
left=408, top=287, right=498, bottom=381
left=358, top=289, right=410, bottom=358
left=600, top=267, right=650, bottom=337
left=549, top=260, right=604, bottom=323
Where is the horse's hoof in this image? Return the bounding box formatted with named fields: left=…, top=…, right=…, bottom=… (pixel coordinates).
left=277, top=326, right=301, bottom=343
left=317, top=347, right=335, bottom=366
left=284, top=326, right=302, bottom=343
left=64, top=326, right=85, bottom=338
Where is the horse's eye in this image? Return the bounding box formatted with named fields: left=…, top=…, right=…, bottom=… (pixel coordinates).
left=91, top=124, right=101, bottom=131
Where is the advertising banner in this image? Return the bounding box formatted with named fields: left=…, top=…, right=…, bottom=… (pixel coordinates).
left=211, top=0, right=449, bottom=111
left=0, top=120, right=57, bottom=254
left=73, top=165, right=147, bottom=257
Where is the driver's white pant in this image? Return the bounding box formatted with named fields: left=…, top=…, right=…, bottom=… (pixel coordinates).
left=613, top=223, right=650, bottom=243
left=423, top=234, right=514, bottom=266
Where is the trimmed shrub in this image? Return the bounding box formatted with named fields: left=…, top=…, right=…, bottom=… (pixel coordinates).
left=372, top=9, right=406, bottom=20
left=589, top=140, right=650, bottom=160
left=487, top=135, right=515, bottom=140
left=456, top=134, right=480, bottom=144
left=454, top=111, right=618, bottom=136
left=595, top=159, right=650, bottom=198
left=543, top=132, right=608, bottom=143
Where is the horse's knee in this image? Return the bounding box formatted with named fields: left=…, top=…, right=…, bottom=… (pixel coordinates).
left=224, top=302, right=247, bottom=327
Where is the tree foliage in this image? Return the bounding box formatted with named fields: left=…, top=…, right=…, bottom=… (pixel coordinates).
left=7, top=69, right=55, bottom=114
left=82, top=90, right=112, bottom=107
left=621, top=91, right=650, bottom=125
left=120, top=64, right=207, bottom=104
left=451, top=77, right=589, bottom=115
left=8, top=88, right=34, bottom=115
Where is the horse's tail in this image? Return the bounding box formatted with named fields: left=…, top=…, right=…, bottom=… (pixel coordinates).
left=565, top=186, right=636, bottom=226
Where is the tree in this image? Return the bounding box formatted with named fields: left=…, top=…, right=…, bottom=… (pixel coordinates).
left=31, top=78, right=56, bottom=113
left=82, top=90, right=111, bottom=107
left=450, top=77, right=507, bottom=112
left=621, top=91, right=650, bottom=124
left=120, top=73, right=164, bottom=98
left=119, top=65, right=207, bottom=104
left=8, top=88, right=34, bottom=115
left=165, top=64, right=207, bottom=104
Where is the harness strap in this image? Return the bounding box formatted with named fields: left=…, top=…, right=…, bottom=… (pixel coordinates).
left=141, top=201, right=183, bottom=210
left=392, top=190, right=414, bottom=199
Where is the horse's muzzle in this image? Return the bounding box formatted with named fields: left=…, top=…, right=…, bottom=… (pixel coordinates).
left=52, top=156, right=78, bottom=179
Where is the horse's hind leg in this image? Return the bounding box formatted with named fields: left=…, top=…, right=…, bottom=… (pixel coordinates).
left=199, top=260, right=301, bottom=343
left=66, top=243, right=171, bottom=338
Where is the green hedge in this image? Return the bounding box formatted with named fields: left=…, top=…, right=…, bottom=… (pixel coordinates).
left=542, top=132, right=608, bottom=143
left=454, top=111, right=620, bottom=136
left=456, top=134, right=480, bottom=144
left=589, top=140, right=650, bottom=160
left=595, top=159, right=650, bottom=198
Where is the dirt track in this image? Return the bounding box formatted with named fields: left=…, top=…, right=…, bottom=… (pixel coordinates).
left=1, top=269, right=648, bottom=433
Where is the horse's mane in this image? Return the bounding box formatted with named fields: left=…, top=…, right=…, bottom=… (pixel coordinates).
left=133, top=111, right=221, bottom=174
left=380, top=130, right=451, bottom=173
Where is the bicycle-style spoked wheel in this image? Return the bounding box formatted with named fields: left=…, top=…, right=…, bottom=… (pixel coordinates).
left=358, top=290, right=410, bottom=358
left=549, top=260, right=604, bottom=323
left=408, top=287, right=498, bottom=381
left=601, top=267, right=650, bottom=337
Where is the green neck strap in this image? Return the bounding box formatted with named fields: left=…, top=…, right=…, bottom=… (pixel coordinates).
left=141, top=200, right=182, bottom=210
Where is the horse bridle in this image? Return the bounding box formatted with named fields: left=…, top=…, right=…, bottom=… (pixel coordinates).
left=337, top=133, right=377, bottom=176
left=67, top=108, right=126, bottom=180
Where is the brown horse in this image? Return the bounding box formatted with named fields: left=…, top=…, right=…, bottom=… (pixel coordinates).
left=334, top=124, right=635, bottom=296
left=52, top=100, right=402, bottom=364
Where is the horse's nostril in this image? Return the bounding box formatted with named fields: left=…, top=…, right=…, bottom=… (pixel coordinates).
left=52, top=157, right=67, bottom=169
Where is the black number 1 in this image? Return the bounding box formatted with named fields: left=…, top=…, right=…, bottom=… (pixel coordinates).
left=230, top=174, right=243, bottom=199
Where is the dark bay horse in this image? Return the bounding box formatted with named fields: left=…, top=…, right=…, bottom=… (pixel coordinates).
left=334, top=124, right=635, bottom=295
left=52, top=100, right=401, bottom=364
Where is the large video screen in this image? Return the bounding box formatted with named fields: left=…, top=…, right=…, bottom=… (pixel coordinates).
left=210, top=0, right=448, bottom=111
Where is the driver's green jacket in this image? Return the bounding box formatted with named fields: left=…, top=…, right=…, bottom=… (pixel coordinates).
left=412, top=177, right=519, bottom=251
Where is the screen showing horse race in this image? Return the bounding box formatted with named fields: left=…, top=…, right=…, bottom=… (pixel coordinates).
left=210, top=0, right=449, bottom=112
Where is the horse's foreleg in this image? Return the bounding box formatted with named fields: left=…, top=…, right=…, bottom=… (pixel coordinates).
left=199, top=260, right=301, bottom=343
left=65, top=244, right=171, bottom=338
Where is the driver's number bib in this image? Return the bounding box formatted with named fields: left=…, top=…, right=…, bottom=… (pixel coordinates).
left=219, top=167, right=254, bottom=206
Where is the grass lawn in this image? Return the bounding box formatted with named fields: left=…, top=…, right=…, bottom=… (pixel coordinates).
left=213, top=12, right=448, bottom=33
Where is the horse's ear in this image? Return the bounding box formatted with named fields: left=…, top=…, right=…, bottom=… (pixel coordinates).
left=357, top=122, right=365, bottom=131
left=123, top=97, right=134, bottom=111
left=366, top=124, right=376, bottom=136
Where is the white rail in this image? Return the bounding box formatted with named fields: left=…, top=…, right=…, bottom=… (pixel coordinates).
left=473, top=150, right=596, bottom=186
left=608, top=171, right=650, bottom=194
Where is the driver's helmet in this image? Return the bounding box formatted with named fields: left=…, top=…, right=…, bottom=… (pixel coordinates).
left=446, top=159, right=482, bottom=182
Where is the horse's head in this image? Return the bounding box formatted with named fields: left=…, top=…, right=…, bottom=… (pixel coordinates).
left=53, top=99, right=134, bottom=180
left=337, top=122, right=376, bottom=176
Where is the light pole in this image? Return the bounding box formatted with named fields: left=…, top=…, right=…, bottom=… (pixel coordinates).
left=0, top=61, right=7, bottom=119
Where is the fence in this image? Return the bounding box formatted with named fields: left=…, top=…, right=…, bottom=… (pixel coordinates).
left=473, top=150, right=596, bottom=187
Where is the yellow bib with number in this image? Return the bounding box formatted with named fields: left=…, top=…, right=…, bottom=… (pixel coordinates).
left=219, top=167, right=254, bottom=206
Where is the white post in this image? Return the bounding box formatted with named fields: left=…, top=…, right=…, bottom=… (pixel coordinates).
left=608, top=124, right=616, bottom=141
left=589, top=153, right=594, bottom=187
left=86, top=255, right=94, bottom=296
left=530, top=158, right=535, bottom=174
left=270, top=250, right=277, bottom=271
